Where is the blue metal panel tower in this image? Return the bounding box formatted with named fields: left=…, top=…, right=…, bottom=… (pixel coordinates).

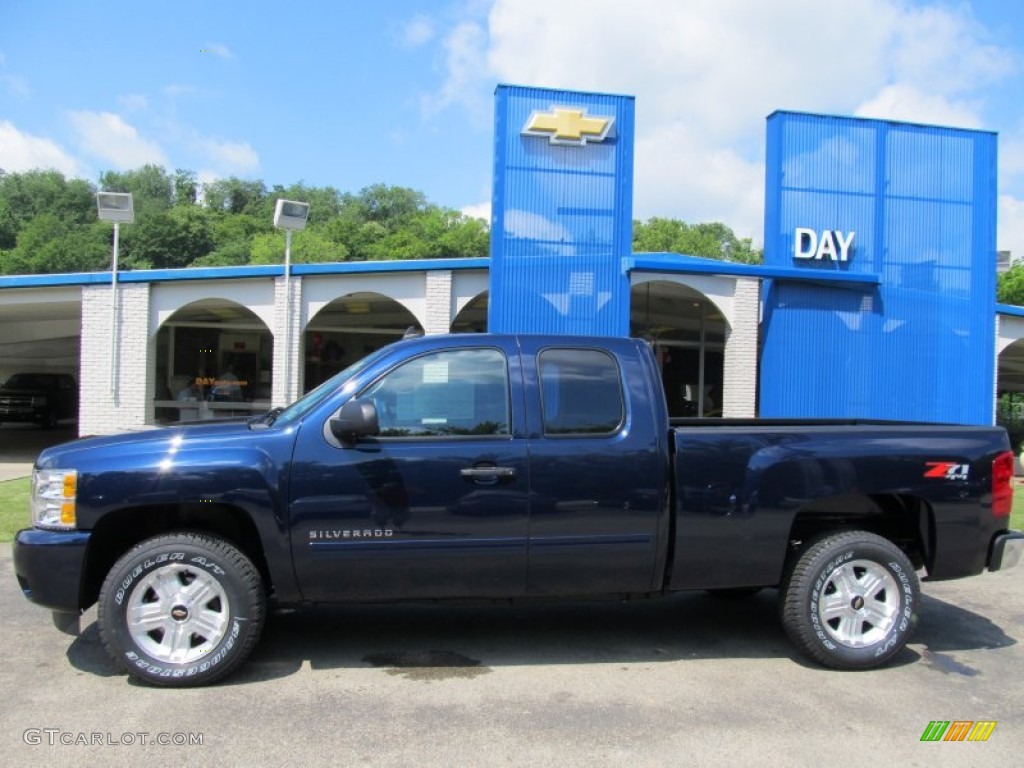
left=488, top=85, right=635, bottom=336
left=760, top=112, right=998, bottom=425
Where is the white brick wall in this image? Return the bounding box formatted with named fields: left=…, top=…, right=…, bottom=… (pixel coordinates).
left=72, top=267, right=765, bottom=432
left=722, top=277, right=759, bottom=418
left=79, top=282, right=152, bottom=435
left=424, top=270, right=453, bottom=335
left=272, top=275, right=303, bottom=406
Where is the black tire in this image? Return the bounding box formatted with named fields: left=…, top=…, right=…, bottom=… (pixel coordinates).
left=98, top=532, right=265, bottom=687
left=779, top=530, right=918, bottom=670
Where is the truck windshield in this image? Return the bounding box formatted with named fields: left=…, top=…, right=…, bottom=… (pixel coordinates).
left=4, top=374, right=49, bottom=389
left=271, top=347, right=391, bottom=427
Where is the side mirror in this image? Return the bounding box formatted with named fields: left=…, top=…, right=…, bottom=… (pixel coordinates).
left=329, top=399, right=379, bottom=445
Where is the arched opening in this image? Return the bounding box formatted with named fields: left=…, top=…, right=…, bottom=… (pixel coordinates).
left=451, top=291, right=488, bottom=333
left=153, top=299, right=274, bottom=424
left=303, top=292, right=423, bottom=392
left=998, top=338, right=1024, bottom=456
left=630, top=280, right=728, bottom=418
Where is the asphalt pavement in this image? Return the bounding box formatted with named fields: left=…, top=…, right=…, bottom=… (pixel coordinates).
left=1, top=542, right=1021, bottom=767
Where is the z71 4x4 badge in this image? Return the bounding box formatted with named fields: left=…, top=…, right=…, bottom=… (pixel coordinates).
left=924, top=462, right=969, bottom=480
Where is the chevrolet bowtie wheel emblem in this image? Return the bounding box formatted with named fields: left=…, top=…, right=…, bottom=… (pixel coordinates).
left=522, top=107, right=614, bottom=146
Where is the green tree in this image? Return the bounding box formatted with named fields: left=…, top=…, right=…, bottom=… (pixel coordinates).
left=248, top=230, right=348, bottom=265
left=268, top=182, right=342, bottom=225
left=0, top=169, right=95, bottom=238
left=173, top=169, right=198, bottom=206
left=0, top=196, right=18, bottom=250
left=353, top=184, right=428, bottom=225
left=121, top=206, right=214, bottom=270
left=2, top=214, right=109, bottom=275
left=99, top=165, right=173, bottom=217
left=202, top=177, right=267, bottom=215
left=632, top=217, right=761, bottom=263
left=998, top=263, right=1024, bottom=306
left=191, top=211, right=269, bottom=266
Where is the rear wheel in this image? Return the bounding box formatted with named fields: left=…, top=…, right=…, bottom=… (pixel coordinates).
left=780, top=530, right=918, bottom=670
left=98, top=532, right=265, bottom=687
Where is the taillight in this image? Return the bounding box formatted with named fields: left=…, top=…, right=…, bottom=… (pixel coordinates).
left=992, top=450, right=1014, bottom=518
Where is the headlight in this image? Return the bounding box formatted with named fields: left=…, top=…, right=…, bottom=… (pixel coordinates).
left=30, top=396, right=48, bottom=406
left=31, top=469, right=77, bottom=530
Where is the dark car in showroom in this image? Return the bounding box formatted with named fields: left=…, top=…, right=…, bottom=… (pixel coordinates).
left=0, top=373, right=78, bottom=429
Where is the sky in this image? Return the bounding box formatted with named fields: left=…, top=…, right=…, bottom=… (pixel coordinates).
left=2, top=0, right=1024, bottom=255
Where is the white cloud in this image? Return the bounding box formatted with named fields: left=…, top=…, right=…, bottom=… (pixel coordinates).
left=194, top=169, right=220, bottom=205
left=999, top=195, right=1024, bottom=260
left=854, top=85, right=983, bottom=128
left=0, top=50, right=29, bottom=95
left=423, top=0, right=1020, bottom=246
left=883, top=4, right=1015, bottom=95
left=422, top=21, right=489, bottom=120
left=0, top=120, right=80, bottom=175
left=634, top=121, right=764, bottom=241
left=118, top=93, right=150, bottom=112
left=1000, top=127, right=1024, bottom=186
left=164, top=84, right=199, bottom=97
left=197, top=137, right=260, bottom=174
left=67, top=111, right=168, bottom=170
left=461, top=201, right=491, bottom=222
left=402, top=14, right=435, bottom=47
left=0, top=72, right=29, bottom=96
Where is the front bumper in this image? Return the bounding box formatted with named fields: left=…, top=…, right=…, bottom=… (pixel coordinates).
left=989, top=531, right=1024, bottom=572
left=0, top=405, right=43, bottom=421
left=13, top=528, right=90, bottom=613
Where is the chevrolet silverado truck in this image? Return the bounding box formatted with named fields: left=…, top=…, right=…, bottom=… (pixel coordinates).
left=13, top=334, right=1024, bottom=686
left=0, top=372, right=78, bottom=429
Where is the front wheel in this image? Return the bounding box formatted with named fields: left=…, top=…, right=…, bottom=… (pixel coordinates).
left=98, top=532, right=266, bottom=687
left=780, top=531, right=918, bottom=670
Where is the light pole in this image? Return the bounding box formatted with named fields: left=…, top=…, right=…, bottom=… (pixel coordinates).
left=96, top=192, right=134, bottom=400
left=273, top=199, right=310, bottom=404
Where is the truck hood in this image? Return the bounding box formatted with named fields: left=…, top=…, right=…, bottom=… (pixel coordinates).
left=34, top=421, right=266, bottom=471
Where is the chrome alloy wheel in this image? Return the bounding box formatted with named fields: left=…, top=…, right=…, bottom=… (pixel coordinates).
left=817, top=558, right=900, bottom=648
left=127, top=563, right=231, bottom=664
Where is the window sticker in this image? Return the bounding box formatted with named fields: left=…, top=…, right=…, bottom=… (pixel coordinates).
left=422, top=362, right=449, bottom=384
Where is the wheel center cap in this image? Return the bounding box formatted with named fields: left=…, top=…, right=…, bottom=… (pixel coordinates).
left=170, top=605, right=189, bottom=621
left=851, top=595, right=865, bottom=611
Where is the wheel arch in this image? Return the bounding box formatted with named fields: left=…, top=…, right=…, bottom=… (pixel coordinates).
left=80, top=503, right=273, bottom=610
left=784, top=493, right=933, bottom=577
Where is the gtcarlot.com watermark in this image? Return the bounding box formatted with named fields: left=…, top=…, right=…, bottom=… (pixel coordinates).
left=23, top=729, right=203, bottom=747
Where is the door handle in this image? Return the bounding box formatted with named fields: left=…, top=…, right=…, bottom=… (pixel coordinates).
left=460, top=466, right=517, bottom=482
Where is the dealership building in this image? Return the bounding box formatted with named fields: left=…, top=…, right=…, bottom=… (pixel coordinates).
left=2, top=84, right=1024, bottom=436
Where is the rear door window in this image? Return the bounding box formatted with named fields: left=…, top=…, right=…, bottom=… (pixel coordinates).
left=538, top=349, right=624, bottom=436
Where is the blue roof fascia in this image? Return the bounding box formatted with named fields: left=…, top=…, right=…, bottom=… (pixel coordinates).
left=292, top=257, right=489, bottom=277
left=0, top=272, right=112, bottom=288
left=0, top=258, right=491, bottom=290
left=120, top=266, right=283, bottom=283
left=624, top=253, right=881, bottom=288
left=996, top=303, right=1024, bottom=317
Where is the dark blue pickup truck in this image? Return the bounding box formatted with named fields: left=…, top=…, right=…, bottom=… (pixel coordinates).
left=13, top=334, right=1024, bottom=685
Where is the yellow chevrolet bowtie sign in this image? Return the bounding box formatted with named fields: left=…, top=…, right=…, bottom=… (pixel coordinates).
left=522, top=107, right=614, bottom=146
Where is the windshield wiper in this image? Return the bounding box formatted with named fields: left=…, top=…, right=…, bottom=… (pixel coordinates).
left=249, top=406, right=285, bottom=430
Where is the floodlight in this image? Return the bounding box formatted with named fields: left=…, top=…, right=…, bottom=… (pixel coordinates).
left=274, top=199, right=310, bottom=231
left=96, top=192, right=135, bottom=223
